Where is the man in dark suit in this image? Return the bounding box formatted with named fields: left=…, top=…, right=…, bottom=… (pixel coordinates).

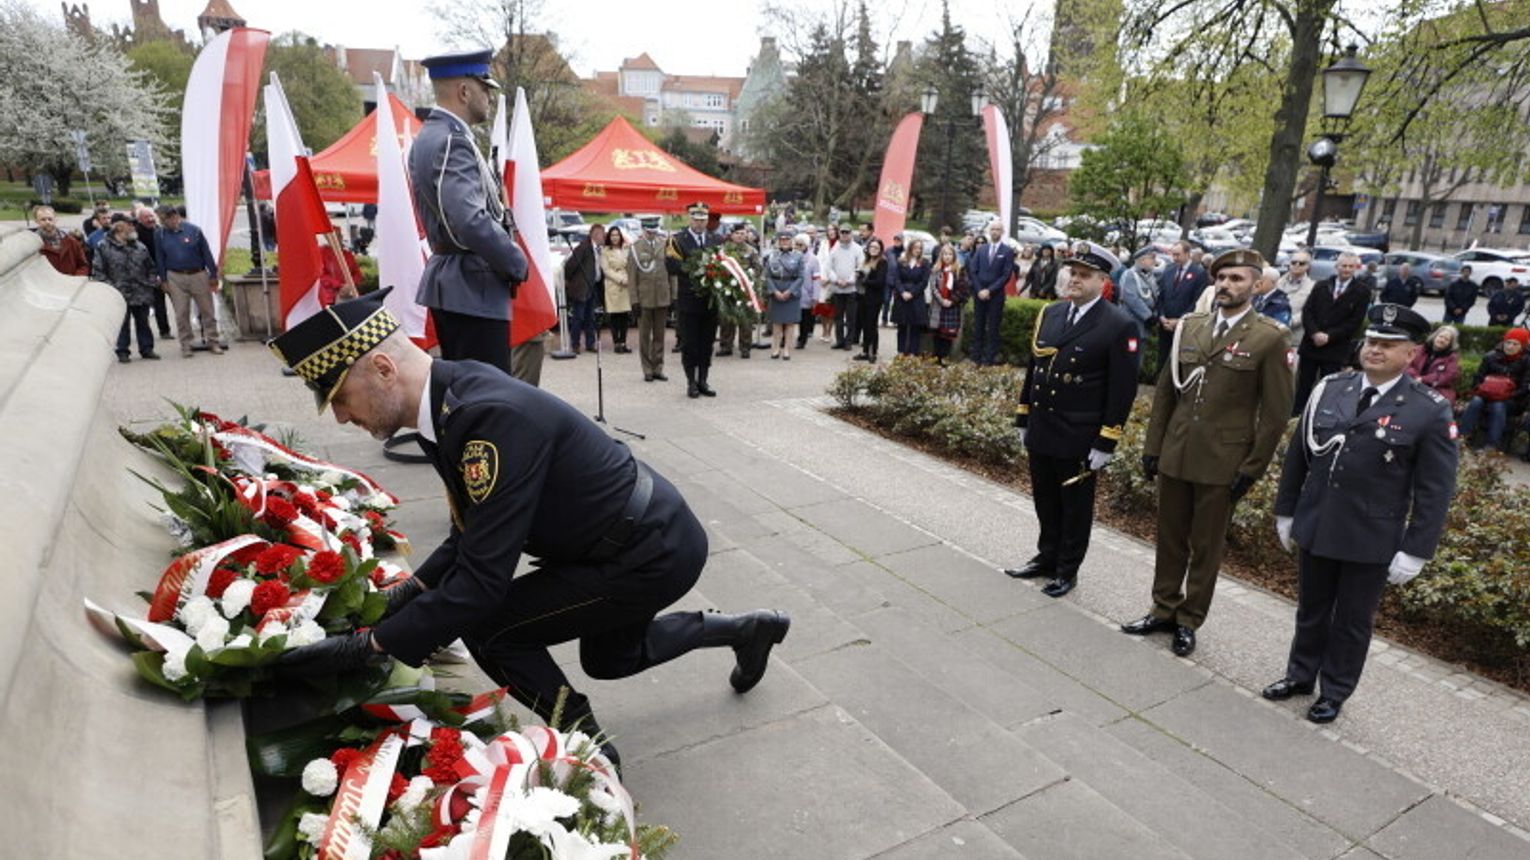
left=561, top=223, right=605, bottom=353
left=968, top=221, right=1016, bottom=365
left=1005, top=242, right=1139, bottom=598
left=1265, top=303, right=1457, bottom=723
left=268, top=288, right=791, bottom=767
left=1443, top=265, right=1478, bottom=324
left=410, top=49, right=528, bottom=373
left=1156, top=240, right=1207, bottom=370
left=666, top=203, right=724, bottom=398
left=1293, top=250, right=1370, bottom=414
left=1379, top=262, right=1422, bottom=307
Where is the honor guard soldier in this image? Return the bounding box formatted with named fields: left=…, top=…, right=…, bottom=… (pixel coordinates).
left=1005, top=242, right=1139, bottom=598
left=666, top=203, right=724, bottom=398
left=1121, top=249, right=1293, bottom=656
left=1263, top=304, right=1457, bottom=723
left=410, top=49, right=528, bottom=373
left=268, top=289, right=791, bottom=766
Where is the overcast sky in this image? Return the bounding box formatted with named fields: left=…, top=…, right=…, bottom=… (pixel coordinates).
left=36, top=0, right=1040, bottom=77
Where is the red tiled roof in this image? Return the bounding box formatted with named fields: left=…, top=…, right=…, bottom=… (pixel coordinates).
left=622, top=52, right=661, bottom=71
left=338, top=48, right=396, bottom=86
left=665, top=74, right=744, bottom=101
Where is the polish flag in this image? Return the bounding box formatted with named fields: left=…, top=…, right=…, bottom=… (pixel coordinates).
left=265, top=74, right=333, bottom=329
left=371, top=72, right=433, bottom=346
left=181, top=27, right=268, bottom=267
left=493, top=88, right=558, bottom=345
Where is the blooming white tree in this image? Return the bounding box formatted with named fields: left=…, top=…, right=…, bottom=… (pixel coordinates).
left=0, top=0, right=173, bottom=198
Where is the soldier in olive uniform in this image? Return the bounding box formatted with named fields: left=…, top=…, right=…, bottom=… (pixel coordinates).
left=409, top=50, right=528, bottom=373
left=716, top=222, right=762, bottom=358
left=627, top=217, right=671, bottom=382
left=1005, top=243, right=1139, bottom=598
left=1121, top=249, right=1294, bottom=656
left=269, top=289, right=792, bottom=767
left=1263, top=304, right=1457, bottom=723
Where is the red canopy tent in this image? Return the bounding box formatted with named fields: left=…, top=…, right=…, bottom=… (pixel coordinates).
left=541, top=116, right=764, bottom=214
left=252, top=92, right=423, bottom=204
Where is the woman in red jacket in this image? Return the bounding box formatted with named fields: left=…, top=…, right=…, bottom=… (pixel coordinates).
left=1406, top=324, right=1461, bottom=406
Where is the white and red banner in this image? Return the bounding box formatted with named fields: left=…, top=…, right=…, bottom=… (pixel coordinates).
left=497, top=88, right=559, bottom=346
left=982, top=104, right=1013, bottom=238
left=871, top=113, right=924, bottom=243
left=181, top=27, right=269, bottom=267
left=265, top=73, right=333, bottom=330
left=370, top=72, right=433, bottom=346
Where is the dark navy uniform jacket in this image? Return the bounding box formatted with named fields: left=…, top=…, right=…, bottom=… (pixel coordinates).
left=375, top=360, right=641, bottom=665
left=1275, top=370, right=1458, bottom=565
left=665, top=228, right=722, bottom=314
left=1017, top=299, right=1139, bottom=460
left=409, top=108, right=528, bottom=320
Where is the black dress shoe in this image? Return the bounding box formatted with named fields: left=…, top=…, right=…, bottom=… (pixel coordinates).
left=1041, top=577, right=1076, bottom=598
left=1171, top=626, right=1196, bottom=656
left=1307, top=698, right=1342, bottom=723
left=697, top=381, right=716, bottom=397
left=703, top=610, right=792, bottom=694
left=1003, top=560, right=1051, bottom=579
left=653, top=372, right=668, bottom=381
left=1261, top=678, right=1315, bottom=700
left=687, top=382, right=700, bottom=398
left=1119, top=614, right=1175, bottom=635
left=644, top=373, right=654, bottom=382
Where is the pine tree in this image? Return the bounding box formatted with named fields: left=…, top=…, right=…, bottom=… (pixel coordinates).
left=914, top=0, right=986, bottom=234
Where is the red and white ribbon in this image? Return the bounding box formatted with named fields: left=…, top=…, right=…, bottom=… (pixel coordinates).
left=718, top=253, right=764, bottom=313
left=147, top=534, right=267, bottom=622
left=318, top=732, right=405, bottom=860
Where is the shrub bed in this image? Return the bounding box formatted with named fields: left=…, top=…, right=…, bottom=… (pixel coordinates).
left=830, top=357, right=1530, bottom=688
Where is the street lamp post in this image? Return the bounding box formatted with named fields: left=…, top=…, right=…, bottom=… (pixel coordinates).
left=921, top=86, right=986, bottom=238
left=1304, top=45, right=1372, bottom=250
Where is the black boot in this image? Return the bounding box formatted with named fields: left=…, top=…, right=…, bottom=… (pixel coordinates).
left=685, top=366, right=699, bottom=398
left=696, top=366, right=716, bottom=397
left=557, top=693, right=622, bottom=775
left=701, top=610, right=791, bottom=693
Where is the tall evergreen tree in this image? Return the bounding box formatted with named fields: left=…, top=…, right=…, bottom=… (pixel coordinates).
left=914, top=0, right=986, bottom=234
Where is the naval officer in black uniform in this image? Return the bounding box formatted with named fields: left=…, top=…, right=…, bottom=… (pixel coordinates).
left=1005, top=242, right=1139, bottom=598
left=666, top=202, right=724, bottom=398
left=268, top=289, right=790, bottom=764
left=410, top=49, right=528, bottom=373
left=1264, top=303, right=1457, bottom=723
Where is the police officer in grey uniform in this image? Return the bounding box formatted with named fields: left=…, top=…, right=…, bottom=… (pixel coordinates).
left=1263, top=303, right=1458, bottom=723
left=410, top=50, right=528, bottom=373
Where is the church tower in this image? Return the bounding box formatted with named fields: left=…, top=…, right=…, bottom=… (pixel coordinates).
left=197, top=0, right=246, bottom=37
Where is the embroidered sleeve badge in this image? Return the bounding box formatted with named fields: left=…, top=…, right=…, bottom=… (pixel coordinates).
left=461, top=440, right=499, bottom=503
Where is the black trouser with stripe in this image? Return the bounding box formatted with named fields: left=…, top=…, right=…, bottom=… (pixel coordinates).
left=1284, top=551, right=1389, bottom=703
left=433, top=308, right=511, bottom=374
left=1026, top=451, right=1097, bottom=580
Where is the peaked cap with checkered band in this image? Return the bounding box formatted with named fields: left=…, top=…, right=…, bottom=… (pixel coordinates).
left=268, top=287, right=401, bottom=411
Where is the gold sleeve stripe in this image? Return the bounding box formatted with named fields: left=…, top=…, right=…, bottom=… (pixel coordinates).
left=1098, top=425, right=1124, bottom=441
left=1016, top=405, right=1030, bottom=415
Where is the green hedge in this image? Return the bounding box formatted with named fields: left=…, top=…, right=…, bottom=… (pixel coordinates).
left=830, top=358, right=1530, bottom=664
left=957, top=297, right=1161, bottom=381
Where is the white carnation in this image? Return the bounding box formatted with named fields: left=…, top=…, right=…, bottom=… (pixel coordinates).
left=221, top=578, right=256, bottom=618
left=301, top=758, right=338, bottom=796
left=318, top=469, right=347, bottom=486
left=227, top=442, right=267, bottom=475
left=397, top=776, right=433, bottom=812
left=505, top=787, right=580, bottom=837
left=287, top=620, right=326, bottom=648
left=162, top=648, right=189, bottom=682
left=195, top=615, right=230, bottom=653
left=296, top=812, right=328, bottom=843
left=257, top=623, right=288, bottom=645
left=178, top=596, right=218, bottom=635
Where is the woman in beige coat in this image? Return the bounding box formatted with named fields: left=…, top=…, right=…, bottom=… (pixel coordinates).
left=601, top=227, right=634, bottom=353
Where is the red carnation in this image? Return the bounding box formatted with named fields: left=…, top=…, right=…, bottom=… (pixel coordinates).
left=206, top=567, right=241, bottom=599
left=226, top=541, right=270, bottom=567
left=386, top=772, right=407, bottom=803
left=419, top=824, right=457, bottom=849
left=254, top=544, right=303, bottom=577
left=292, top=492, right=322, bottom=519
left=364, top=511, right=386, bottom=529
left=250, top=580, right=290, bottom=616
left=340, top=532, right=363, bottom=556
left=424, top=728, right=465, bottom=783
left=306, top=550, right=345, bottom=585
left=329, top=747, right=362, bottom=774
left=210, top=440, right=232, bottom=462
left=261, top=497, right=299, bottom=527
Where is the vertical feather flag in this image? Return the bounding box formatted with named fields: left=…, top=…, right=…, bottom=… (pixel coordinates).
left=982, top=105, right=1013, bottom=238
left=181, top=27, right=269, bottom=267
left=871, top=113, right=925, bottom=243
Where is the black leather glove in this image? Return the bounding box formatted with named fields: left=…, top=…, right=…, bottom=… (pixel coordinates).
left=382, top=577, right=426, bottom=619
left=1141, top=455, right=1160, bottom=481
left=276, top=630, right=388, bottom=677
left=1229, top=474, right=1256, bottom=504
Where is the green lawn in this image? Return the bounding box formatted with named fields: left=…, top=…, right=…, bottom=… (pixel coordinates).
left=0, top=180, right=184, bottom=222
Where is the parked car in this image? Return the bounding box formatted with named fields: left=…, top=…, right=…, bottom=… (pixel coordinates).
left=1381, top=251, right=1462, bottom=297
left=1196, top=211, right=1230, bottom=227
left=1306, top=244, right=1384, bottom=283
left=1343, top=227, right=1390, bottom=253
left=897, top=229, right=938, bottom=259
left=605, top=216, right=643, bottom=239
left=1188, top=226, right=1246, bottom=255
left=1135, top=219, right=1183, bottom=244
left=1452, top=247, right=1530, bottom=293
left=962, top=210, right=998, bottom=233
left=1013, top=216, right=1067, bottom=245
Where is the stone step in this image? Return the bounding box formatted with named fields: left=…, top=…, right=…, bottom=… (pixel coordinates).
left=979, top=777, right=1194, bottom=860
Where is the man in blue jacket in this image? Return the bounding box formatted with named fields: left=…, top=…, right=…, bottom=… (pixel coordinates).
left=1155, top=240, right=1207, bottom=371
left=967, top=221, right=1016, bottom=365
left=1443, top=265, right=1478, bottom=324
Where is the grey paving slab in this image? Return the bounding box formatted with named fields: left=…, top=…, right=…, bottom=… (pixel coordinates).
left=990, top=603, right=1214, bottom=712
left=697, top=549, right=870, bottom=663
left=1364, top=795, right=1528, bottom=860
left=795, top=642, right=1067, bottom=815
left=1106, top=716, right=1351, bottom=860
left=834, top=559, right=975, bottom=633
left=952, top=626, right=1130, bottom=727
left=1141, top=683, right=1430, bottom=839
left=872, top=819, right=1028, bottom=860
left=875, top=543, right=1052, bottom=625
left=629, top=437, right=714, bottom=477
left=676, top=467, right=779, bottom=516
left=729, top=532, right=893, bottom=619
left=1018, top=713, right=1305, bottom=860
left=853, top=606, right=1059, bottom=728
left=625, top=705, right=966, bottom=860
left=789, top=497, right=942, bottom=558
left=980, top=778, right=1192, bottom=860
left=1335, top=848, right=1384, bottom=860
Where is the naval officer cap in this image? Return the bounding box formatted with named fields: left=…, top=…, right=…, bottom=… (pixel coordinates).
left=268, top=287, right=401, bottom=412
left=1365, top=303, right=1430, bottom=343
left=421, top=49, right=501, bottom=89
left=1067, top=241, right=1121, bottom=274
left=1208, top=248, right=1267, bottom=277
left=687, top=202, right=710, bottom=218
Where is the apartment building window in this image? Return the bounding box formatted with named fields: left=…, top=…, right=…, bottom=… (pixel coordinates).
left=1382, top=199, right=1397, bottom=220
left=703, top=93, right=724, bottom=109
left=1429, top=202, right=1447, bottom=228
left=1487, top=204, right=1505, bottom=233
left=1519, top=205, right=1530, bottom=236
left=1457, top=203, right=1474, bottom=231
left=1404, top=200, right=1421, bottom=226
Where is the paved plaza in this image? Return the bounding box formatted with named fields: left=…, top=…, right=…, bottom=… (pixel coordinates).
left=102, top=325, right=1530, bottom=859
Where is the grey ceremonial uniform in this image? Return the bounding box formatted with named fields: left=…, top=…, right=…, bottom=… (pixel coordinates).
left=1274, top=369, right=1458, bottom=702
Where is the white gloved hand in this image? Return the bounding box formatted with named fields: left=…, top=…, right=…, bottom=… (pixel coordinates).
left=1276, top=516, right=1294, bottom=553
left=1387, top=552, right=1426, bottom=586
left=1087, top=448, right=1113, bottom=471
left=1017, top=428, right=1027, bottom=446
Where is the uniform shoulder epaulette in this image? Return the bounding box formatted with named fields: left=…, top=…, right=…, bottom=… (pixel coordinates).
left=1183, top=310, right=1211, bottom=320
left=1409, top=377, right=1448, bottom=405
left=1253, top=315, right=1289, bottom=333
